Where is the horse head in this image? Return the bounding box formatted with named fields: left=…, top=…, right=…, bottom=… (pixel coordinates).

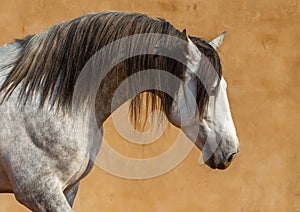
left=168, top=32, right=240, bottom=169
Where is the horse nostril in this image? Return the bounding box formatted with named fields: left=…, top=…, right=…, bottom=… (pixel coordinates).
left=227, top=153, right=237, bottom=163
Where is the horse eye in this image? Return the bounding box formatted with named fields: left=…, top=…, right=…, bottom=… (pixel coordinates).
left=209, top=88, right=217, bottom=96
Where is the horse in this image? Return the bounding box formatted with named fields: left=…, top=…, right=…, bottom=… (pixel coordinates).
left=0, top=11, right=239, bottom=211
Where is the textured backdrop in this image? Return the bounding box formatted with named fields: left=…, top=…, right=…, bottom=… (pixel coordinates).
left=0, top=0, right=299, bottom=211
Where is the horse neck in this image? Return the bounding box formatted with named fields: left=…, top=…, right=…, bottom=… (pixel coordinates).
left=94, top=68, right=175, bottom=127
left=94, top=67, right=136, bottom=125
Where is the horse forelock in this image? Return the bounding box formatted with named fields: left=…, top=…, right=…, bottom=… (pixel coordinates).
left=0, top=11, right=222, bottom=126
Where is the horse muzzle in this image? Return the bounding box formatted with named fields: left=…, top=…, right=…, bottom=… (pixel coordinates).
left=205, top=150, right=239, bottom=170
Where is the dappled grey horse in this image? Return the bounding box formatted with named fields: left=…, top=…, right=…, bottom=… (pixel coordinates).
left=0, top=12, right=239, bottom=211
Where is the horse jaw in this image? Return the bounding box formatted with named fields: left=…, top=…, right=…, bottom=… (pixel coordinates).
left=209, top=32, right=226, bottom=50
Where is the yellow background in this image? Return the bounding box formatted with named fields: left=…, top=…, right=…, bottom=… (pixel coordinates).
left=0, top=0, right=299, bottom=211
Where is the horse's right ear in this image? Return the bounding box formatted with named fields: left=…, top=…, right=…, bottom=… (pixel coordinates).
left=154, top=30, right=189, bottom=55
left=209, top=32, right=226, bottom=50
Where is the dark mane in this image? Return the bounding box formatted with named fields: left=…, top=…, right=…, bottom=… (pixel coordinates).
left=0, top=11, right=222, bottom=124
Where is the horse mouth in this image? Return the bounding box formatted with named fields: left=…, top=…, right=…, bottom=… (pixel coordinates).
left=205, top=152, right=237, bottom=170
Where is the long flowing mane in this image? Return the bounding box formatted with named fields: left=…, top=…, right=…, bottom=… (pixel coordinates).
left=0, top=11, right=221, bottom=123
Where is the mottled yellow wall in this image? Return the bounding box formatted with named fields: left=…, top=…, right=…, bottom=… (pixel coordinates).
left=0, top=0, right=299, bottom=211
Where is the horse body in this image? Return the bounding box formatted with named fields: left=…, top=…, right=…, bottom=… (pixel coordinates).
left=0, top=42, right=98, bottom=210
left=0, top=12, right=239, bottom=211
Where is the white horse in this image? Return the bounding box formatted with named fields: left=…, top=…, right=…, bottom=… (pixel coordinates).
left=0, top=12, right=239, bottom=211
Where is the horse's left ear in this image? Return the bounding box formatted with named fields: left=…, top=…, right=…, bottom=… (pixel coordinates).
left=209, top=31, right=226, bottom=50
left=181, top=29, right=188, bottom=41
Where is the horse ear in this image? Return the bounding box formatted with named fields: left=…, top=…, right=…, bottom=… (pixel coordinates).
left=181, top=29, right=188, bottom=41
left=155, top=30, right=188, bottom=54
left=186, top=34, right=201, bottom=63
left=179, top=29, right=201, bottom=62
left=209, top=31, right=226, bottom=50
